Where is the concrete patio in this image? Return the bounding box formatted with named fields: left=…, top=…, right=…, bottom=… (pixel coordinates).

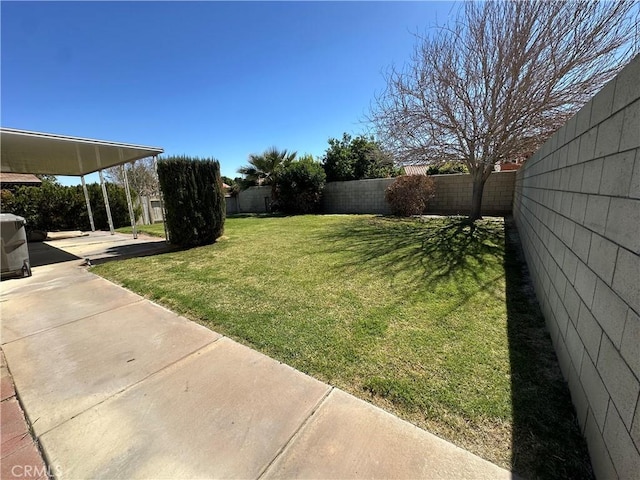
left=1, top=232, right=516, bottom=479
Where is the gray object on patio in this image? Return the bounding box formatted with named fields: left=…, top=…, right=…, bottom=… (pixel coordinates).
left=0, top=213, right=32, bottom=278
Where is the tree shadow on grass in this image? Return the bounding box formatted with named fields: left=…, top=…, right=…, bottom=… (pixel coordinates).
left=316, top=215, right=504, bottom=295
left=314, top=215, right=509, bottom=342
left=503, top=218, right=593, bottom=479
left=316, top=214, right=594, bottom=479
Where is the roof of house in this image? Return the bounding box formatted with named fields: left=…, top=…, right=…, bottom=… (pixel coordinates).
left=495, top=162, right=522, bottom=171
left=402, top=165, right=429, bottom=176
left=0, top=172, right=42, bottom=186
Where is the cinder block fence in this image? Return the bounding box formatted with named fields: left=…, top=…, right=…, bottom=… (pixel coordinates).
left=321, top=178, right=394, bottom=214
left=427, top=172, right=514, bottom=216
left=513, top=55, right=639, bottom=479
left=226, top=171, right=516, bottom=216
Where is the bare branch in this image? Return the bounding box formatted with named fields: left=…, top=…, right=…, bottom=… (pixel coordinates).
left=370, top=0, right=636, bottom=170
left=105, top=158, right=159, bottom=197
left=368, top=0, right=636, bottom=219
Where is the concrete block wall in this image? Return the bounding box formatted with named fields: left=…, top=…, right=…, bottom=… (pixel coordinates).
left=513, top=56, right=640, bottom=479
left=227, top=172, right=516, bottom=216
left=321, top=172, right=515, bottom=215
left=322, top=178, right=394, bottom=214
left=235, top=186, right=271, bottom=213
left=225, top=195, right=239, bottom=215
left=428, top=171, right=515, bottom=215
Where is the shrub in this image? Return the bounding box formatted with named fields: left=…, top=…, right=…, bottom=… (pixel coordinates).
left=157, top=156, right=225, bottom=247
left=83, top=183, right=134, bottom=230
left=427, top=162, right=468, bottom=175
left=0, top=182, right=133, bottom=233
left=274, top=157, right=326, bottom=214
left=385, top=175, right=436, bottom=216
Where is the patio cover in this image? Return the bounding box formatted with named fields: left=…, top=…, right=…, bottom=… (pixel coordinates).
left=0, top=127, right=166, bottom=240
left=0, top=128, right=164, bottom=175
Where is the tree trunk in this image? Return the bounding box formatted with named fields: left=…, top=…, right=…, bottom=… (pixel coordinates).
left=469, top=170, right=489, bottom=221
left=270, top=183, right=277, bottom=211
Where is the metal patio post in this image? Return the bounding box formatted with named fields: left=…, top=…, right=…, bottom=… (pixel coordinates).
left=121, top=163, right=138, bottom=239
left=81, top=175, right=95, bottom=232
left=99, top=169, right=115, bottom=235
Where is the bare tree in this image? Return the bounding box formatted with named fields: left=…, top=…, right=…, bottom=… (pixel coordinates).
left=370, top=1, right=638, bottom=221
left=105, top=158, right=159, bottom=197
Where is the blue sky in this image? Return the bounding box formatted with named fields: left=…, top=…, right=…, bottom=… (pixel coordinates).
left=1, top=1, right=456, bottom=185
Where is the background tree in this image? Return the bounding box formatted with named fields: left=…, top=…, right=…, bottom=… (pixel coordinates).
left=274, top=155, right=326, bottom=214
left=238, top=147, right=297, bottom=202
left=322, top=133, right=398, bottom=182
left=220, top=176, right=236, bottom=188
left=220, top=176, right=240, bottom=196
left=370, top=1, right=637, bottom=221
left=35, top=174, right=59, bottom=185
left=427, top=162, right=468, bottom=175
left=105, top=157, right=159, bottom=197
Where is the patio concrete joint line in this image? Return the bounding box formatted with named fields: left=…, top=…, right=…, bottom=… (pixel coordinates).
left=35, top=336, right=223, bottom=438
left=1, top=298, right=146, bottom=346
left=258, top=386, right=335, bottom=479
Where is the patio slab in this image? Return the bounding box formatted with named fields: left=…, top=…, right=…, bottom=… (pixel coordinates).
left=45, top=231, right=170, bottom=261
left=26, top=241, right=80, bottom=268
left=3, top=299, right=219, bottom=436
left=1, top=276, right=141, bottom=343
left=0, top=262, right=88, bottom=299
left=263, top=388, right=512, bottom=479
left=40, top=338, right=330, bottom=479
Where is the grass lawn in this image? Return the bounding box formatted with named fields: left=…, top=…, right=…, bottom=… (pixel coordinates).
left=102, top=215, right=591, bottom=479
left=119, top=224, right=167, bottom=238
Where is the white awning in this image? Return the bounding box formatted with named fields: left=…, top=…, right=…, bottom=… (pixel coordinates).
left=0, top=128, right=164, bottom=176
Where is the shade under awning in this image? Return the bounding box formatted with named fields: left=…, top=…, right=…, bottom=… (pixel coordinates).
left=0, top=128, right=164, bottom=176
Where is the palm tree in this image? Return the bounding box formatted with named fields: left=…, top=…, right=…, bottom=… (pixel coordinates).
left=238, top=147, right=297, bottom=204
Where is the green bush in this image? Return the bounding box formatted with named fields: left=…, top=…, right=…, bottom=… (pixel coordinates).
left=83, top=183, right=135, bottom=230
left=322, top=133, right=399, bottom=182
left=427, top=162, right=468, bottom=175
left=157, top=156, right=225, bottom=247
left=0, top=181, right=134, bottom=233
left=274, top=157, right=326, bottom=214
left=385, top=175, right=436, bottom=216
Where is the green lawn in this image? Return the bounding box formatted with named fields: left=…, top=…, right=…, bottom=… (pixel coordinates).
left=103, top=215, right=591, bottom=479
left=120, top=224, right=167, bottom=238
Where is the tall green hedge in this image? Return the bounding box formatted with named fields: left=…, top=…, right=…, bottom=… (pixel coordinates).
left=157, top=156, right=225, bottom=247
left=0, top=181, right=133, bottom=233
